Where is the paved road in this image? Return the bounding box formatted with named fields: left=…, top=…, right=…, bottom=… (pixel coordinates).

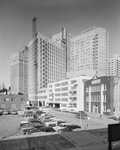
left=0, top=115, right=23, bottom=138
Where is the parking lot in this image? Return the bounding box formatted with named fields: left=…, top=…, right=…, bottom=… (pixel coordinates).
left=0, top=108, right=118, bottom=139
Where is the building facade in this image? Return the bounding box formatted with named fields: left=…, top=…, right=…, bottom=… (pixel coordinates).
left=52, top=28, right=71, bottom=72
left=84, top=76, right=120, bottom=116
left=10, top=47, right=28, bottom=94
left=0, top=94, right=28, bottom=110
left=28, top=32, right=67, bottom=102
left=37, top=76, right=92, bottom=112
left=70, top=27, right=109, bottom=77
left=109, top=54, right=120, bottom=77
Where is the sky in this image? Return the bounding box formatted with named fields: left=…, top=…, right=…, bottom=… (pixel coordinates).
left=0, top=0, right=120, bottom=88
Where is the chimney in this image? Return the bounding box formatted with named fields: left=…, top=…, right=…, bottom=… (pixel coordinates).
left=32, top=17, right=37, bottom=38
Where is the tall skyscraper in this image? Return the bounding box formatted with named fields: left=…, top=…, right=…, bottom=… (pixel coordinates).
left=28, top=18, right=67, bottom=102
left=70, top=27, right=109, bottom=77
left=109, top=54, right=120, bottom=77
left=52, top=28, right=71, bottom=72
left=10, top=46, right=28, bottom=94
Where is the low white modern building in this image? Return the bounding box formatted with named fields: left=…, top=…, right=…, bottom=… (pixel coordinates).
left=38, top=76, right=92, bottom=112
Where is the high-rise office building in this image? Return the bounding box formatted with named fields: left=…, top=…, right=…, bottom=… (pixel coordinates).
left=28, top=19, right=67, bottom=101
left=109, top=54, right=120, bottom=77
left=10, top=46, right=28, bottom=94
left=70, top=27, right=109, bottom=77
left=52, top=28, right=71, bottom=72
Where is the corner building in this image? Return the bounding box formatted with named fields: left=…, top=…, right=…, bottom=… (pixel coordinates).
left=84, top=76, right=120, bottom=116
left=70, top=27, right=109, bottom=77
left=28, top=32, right=67, bottom=102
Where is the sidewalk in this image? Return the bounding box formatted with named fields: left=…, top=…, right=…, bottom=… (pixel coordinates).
left=87, top=112, right=118, bottom=123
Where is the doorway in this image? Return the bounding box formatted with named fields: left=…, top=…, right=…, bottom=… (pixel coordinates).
left=93, top=105, right=98, bottom=113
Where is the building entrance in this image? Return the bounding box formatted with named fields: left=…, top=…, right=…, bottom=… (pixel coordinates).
left=93, top=105, right=98, bottom=113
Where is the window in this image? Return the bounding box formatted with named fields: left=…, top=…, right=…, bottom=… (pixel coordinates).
left=49, top=84, right=52, bottom=88
left=104, top=95, right=106, bottom=102
left=61, top=103, right=67, bottom=107
left=55, top=98, right=60, bottom=101
left=86, top=87, right=89, bottom=93
left=104, top=84, right=107, bottom=91
left=61, top=87, right=68, bottom=91
left=55, top=93, right=60, bottom=96
left=91, top=85, right=101, bottom=92
left=91, top=95, right=100, bottom=102
left=39, top=90, right=46, bottom=93
left=55, top=83, right=60, bottom=87
left=103, top=106, right=106, bottom=112
left=71, top=80, right=77, bottom=84
left=86, top=96, right=89, bottom=101
left=61, top=93, right=68, bottom=96
left=38, top=96, right=47, bottom=99
left=61, top=82, right=68, bottom=86
left=61, top=98, right=68, bottom=101
left=49, top=89, right=52, bottom=92
left=55, top=88, right=60, bottom=92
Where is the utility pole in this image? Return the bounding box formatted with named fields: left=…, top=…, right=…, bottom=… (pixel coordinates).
left=80, top=111, right=82, bottom=129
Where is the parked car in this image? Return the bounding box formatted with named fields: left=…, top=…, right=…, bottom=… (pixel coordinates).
left=43, top=119, right=53, bottom=123
left=3, top=110, right=10, bottom=115
left=0, top=109, right=4, bottom=115
left=53, top=122, right=71, bottom=131
left=23, top=124, right=45, bottom=135
left=57, top=120, right=66, bottom=126
left=28, top=118, right=44, bottom=126
left=65, top=125, right=81, bottom=131
left=11, top=110, right=18, bottom=115
left=20, top=120, right=29, bottom=128
left=58, top=125, right=81, bottom=133
left=37, top=126, right=56, bottom=133
left=58, top=127, right=72, bottom=133
left=76, top=111, right=88, bottom=119
left=45, top=122, right=57, bottom=127
left=67, top=106, right=78, bottom=113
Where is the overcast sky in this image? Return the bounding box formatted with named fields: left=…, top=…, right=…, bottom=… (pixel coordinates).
left=0, top=0, right=120, bottom=88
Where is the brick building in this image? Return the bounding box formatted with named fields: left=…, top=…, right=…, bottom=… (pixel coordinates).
left=84, top=76, right=120, bottom=116
left=0, top=94, right=28, bottom=110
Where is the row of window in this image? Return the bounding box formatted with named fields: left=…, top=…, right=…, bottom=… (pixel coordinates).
left=38, top=90, right=46, bottom=93
left=38, top=96, right=47, bottom=99
left=86, top=94, right=106, bottom=102
left=86, top=84, right=107, bottom=92
left=55, top=87, right=68, bottom=92
left=49, top=80, right=77, bottom=88
left=2, top=98, right=24, bottom=102
left=49, top=98, right=68, bottom=102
